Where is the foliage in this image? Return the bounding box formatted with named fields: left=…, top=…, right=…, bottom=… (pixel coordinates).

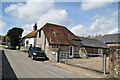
left=6, top=27, right=24, bottom=48
left=1, top=36, right=9, bottom=42
left=86, top=34, right=102, bottom=40
left=21, top=50, right=28, bottom=52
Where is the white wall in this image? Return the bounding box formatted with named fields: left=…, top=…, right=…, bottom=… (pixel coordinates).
left=36, top=30, right=46, bottom=50
left=24, top=38, right=35, bottom=47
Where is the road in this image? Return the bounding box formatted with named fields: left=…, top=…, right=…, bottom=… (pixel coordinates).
left=2, top=48, right=101, bottom=78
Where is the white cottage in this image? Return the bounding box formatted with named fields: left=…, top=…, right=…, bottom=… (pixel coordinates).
left=22, top=23, right=38, bottom=48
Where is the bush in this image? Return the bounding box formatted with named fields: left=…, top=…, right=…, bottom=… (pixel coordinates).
left=21, top=50, right=28, bottom=52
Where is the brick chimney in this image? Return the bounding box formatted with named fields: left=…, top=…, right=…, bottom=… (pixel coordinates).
left=33, top=23, right=37, bottom=31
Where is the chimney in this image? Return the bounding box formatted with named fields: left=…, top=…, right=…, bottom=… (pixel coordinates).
left=33, top=23, right=37, bottom=31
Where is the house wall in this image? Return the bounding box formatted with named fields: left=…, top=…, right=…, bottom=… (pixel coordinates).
left=36, top=30, right=81, bottom=61
left=50, top=44, right=80, bottom=58
left=86, top=47, right=107, bottom=54
left=79, top=47, right=107, bottom=54
left=36, top=30, right=57, bottom=61
left=24, top=38, right=35, bottom=47
left=73, top=40, right=81, bottom=57
left=36, top=30, right=46, bottom=50
left=107, top=43, right=120, bottom=47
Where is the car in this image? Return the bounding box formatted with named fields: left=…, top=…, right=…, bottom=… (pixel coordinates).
left=5, top=45, right=16, bottom=50
left=5, top=45, right=10, bottom=49
left=28, top=47, right=48, bottom=60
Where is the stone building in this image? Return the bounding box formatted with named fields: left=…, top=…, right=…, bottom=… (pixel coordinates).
left=36, top=23, right=81, bottom=62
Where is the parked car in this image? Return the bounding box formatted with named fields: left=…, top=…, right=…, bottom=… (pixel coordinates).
left=28, top=47, right=47, bottom=60
left=5, top=45, right=10, bottom=49
left=5, top=45, right=16, bottom=50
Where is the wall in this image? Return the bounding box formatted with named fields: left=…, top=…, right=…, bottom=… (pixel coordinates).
left=79, top=47, right=107, bottom=58
left=50, top=45, right=79, bottom=58
left=107, top=43, right=120, bottom=47
left=85, top=47, right=106, bottom=54
left=36, top=30, right=46, bottom=50
left=109, top=47, right=120, bottom=78
left=24, top=38, right=35, bottom=47
left=45, top=46, right=57, bottom=62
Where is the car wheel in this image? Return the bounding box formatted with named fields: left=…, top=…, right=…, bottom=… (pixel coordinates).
left=28, top=54, right=30, bottom=57
left=45, top=57, right=49, bottom=60
left=31, top=55, right=36, bottom=60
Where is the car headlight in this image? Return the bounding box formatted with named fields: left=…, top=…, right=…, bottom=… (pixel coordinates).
left=33, top=53, right=37, bottom=55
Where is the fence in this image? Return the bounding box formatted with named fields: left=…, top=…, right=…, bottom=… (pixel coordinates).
left=59, top=52, right=69, bottom=64
left=59, top=52, right=108, bottom=74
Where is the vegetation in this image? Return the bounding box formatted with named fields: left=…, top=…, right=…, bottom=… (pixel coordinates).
left=86, top=34, right=102, bottom=40
left=1, top=36, right=9, bottom=42
left=20, top=50, right=28, bottom=52
left=6, top=27, right=24, bottom=49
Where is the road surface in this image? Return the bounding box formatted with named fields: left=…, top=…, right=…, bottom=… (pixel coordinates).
left=2, top=49, right=99, bottom=78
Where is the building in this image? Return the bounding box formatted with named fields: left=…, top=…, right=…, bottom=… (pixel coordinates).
left=22, top=23, right=38, bottom=48
left=99, top=33, right=120, bottom=48
left=79, top=37, right=109, bottom=57
left=36, top=23, right=81, bottom=61
left=100, top=33, right=120, bottom=77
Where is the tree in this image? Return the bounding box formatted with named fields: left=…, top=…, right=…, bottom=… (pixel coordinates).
left=1, top=36, right=9, bottom=42
left=86, top=34, right=102, bottom=40
left=6, top=27, right=24, bottom=49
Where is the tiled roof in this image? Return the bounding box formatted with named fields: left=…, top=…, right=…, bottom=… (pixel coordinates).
left=99, top=33, right=120, bottom=44
left=79, top=37, right=109, bottom=49
left=23, top=30, right=38, bottom=38
left=41, top=23, right=80, bottom=46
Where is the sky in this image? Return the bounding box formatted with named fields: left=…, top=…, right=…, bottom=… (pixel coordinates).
left=0, top=0, right=119, bottom=37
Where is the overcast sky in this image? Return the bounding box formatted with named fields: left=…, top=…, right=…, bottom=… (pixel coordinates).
left=0, top=0, right=119, bottom=37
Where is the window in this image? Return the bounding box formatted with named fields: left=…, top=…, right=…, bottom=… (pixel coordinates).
left=81, top=49, right=86, bottom=53
left=98, top=49, right=103, bottom=54
left=26, top=41, right=29, bottom=45
left=39, top=31, right=41, bottom=38
left=69, top=46, right=74, bottom=57
left=53, top=31, right=56, bottom=36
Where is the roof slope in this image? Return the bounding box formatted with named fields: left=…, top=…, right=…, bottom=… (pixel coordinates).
left=41, top=23, right=80, bottom=46
left=23, top=30, right=38, bottom=38
left=99, top=33, right=120, bottom=44
left=79, top=37, right=108, bottom=49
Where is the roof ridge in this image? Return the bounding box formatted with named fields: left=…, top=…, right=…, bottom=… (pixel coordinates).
left=103, top=33, right=120, bottom=36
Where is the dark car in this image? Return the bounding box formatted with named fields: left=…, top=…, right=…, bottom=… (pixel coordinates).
left=5, top=45, right=16, bottom=50
left=28, top=47, right=47, bottom=60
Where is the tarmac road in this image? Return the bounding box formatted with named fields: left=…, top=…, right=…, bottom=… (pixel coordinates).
left=2, top=49, right=95, bottom=78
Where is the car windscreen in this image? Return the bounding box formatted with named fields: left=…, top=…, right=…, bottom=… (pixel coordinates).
left=32, top=47, right=41, bottom=51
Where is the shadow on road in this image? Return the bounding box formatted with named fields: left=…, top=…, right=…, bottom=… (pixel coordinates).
left=1, top=50, right=17, bottom=80
left=35, top=58, right=49, bottom=61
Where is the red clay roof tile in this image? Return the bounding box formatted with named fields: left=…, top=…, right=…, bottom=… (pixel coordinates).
left=41, top=23, right=80, bottom=46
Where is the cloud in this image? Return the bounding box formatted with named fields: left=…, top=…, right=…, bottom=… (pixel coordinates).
left=71, top=16, right=117, bottom=36
left=0, top=20, right=6, bottom=35
left=37, top=9, right=71, bottom=27
left=89, top=16, right=117, bottom=34
left=5, top=0, right=71, bottom=36
left=107, top=27, right=118, bottom=34
left=22, top=24, right=34, bottom=37
left=5, top=0, right=54, bottom=22
left=22, top=9, right=71, bottom=37
left=80, top=0, right=112, bottom=11
left=71, top=24, right=86, bottom=36
left=112, top=10, right=118, bottom=17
